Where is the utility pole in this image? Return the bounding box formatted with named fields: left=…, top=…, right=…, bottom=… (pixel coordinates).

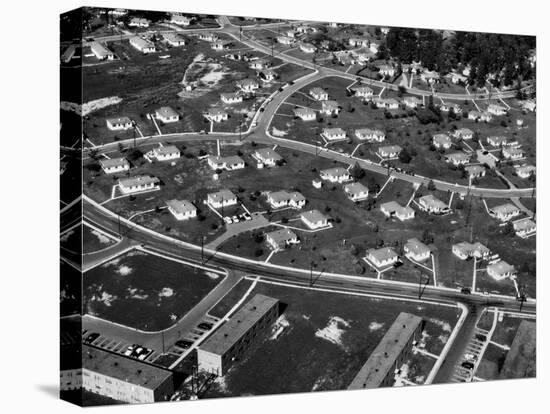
left=201, top=236, right=205, bottom=265
left=418, top=272, right=430, bottom=299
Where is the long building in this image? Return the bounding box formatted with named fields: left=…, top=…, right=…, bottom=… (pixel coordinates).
left=72, top=345, right=174, bottom=404
left=197, top=294, right=279, bottom=376
left=348, top=312, right=424, bottom=390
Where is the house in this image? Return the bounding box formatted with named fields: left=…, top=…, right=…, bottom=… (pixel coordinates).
left=489, top=203, right=521, bottom=222
left=149, top=145, right=180, bottom=161
left=259, top=69, right=277, bottom=82
left=465, top=165, right=486, bottom=179
left=199, top=33, right=219, bottom=42
left=108, top=8, right=128, bottom=17
left=155, top=106, right=179, bottom=123
left=285, top=29, right=297, bottom=38
left=100, top=157, right=129, bottom=174
left=204, top=109, right=228, bottom=123
left=432, top=133, right=452, bottom=149
left=380, top=201, right=415, bottom=221
left=310, top=87, right=329, bottom=101
left=128, top=17, right=150, bottom=27
left=487, top=136, right=514, bottom=147
left=237, top=78, right=259, bottom=93
left=207, top=189, right=238, bottom=208
left=163, top=33, right=186, bottom=47
left=450, top=72, right=468, bottom=84
left=211, top=41, right=227, bottom=51
left=293, top=107, right=316, bottom=121
left=453, top=128, right=474, bottom=140
left=348, top=38, right=369, bottom=47
left=353, top=50, right=376, bottom=64
left=369, top=42, right=379, bottom=54
left=452, top=241, right=491, bottom=261
left=355, top=128, right=385, bottom=142
left=166, top=199, right=197, bottom=220
left=118, top=175, right=159, bottom=194
left=418, top=195, right=449, bottom=214
left=480, top=112, right=493, bottom=122
left=420, top=70, right=440, bottom=84
left=439, top=103, right=462, bottom=114
left=321, top=100, right=340, bottom=115
left=106, top=117, right=132, bottom=131
left=351, top=85, right=374, bottom=98
left=404, top=238, right=431, bottom=262
left=277, top=36, right=294, bottom=45
left=445, top=152, right=470, bottom=166
left=301, top=210, right=330, bottom=229
left=90, top=42, right=114, bottom=60
left=378, top=64, right=396, bottom=77
left=487, top=260, right=516, bottom=281
left=344, top=182, right=369, bottom=202
left=266, top=228, right=299, bottom=250
left=300, top=43, right=317, bottom=53
left=266, top=190, right=306, bottom=209
left=373, top=97, right=399, bottom=109
left=207, top=155, right=245, bottom=171
left=468, top=110, right=481, bottom=121
left=249, top=59, right=268, bottom=70
left=296, top=25, right=311, bottom=34
left=312, top=179, right=323, bottom=189
left=502, top=147, right=524, bottom=160
left=515, top=164, right=536, bottom=179
left=403, top=96, right=422, bottom=109
left=469, top=110, right=493, bottom=122
left=254, top=148, right=283, bottom=167
left=377, top=145, right=402, bottom=159
left=521, top=100, right=536, bottom=112
left=380, top=27, right=390, bottom=35
left=487, top=104, right=508, bottom=116
left=366, top=247, right=399, bottom=268
left=129, top=36, right=156, bottom=53
left=320, top=167, right=351, bottom=183
left=322, top=127, right=346, bottom=142
left=513, top=219, right=536, bottom=238
left=170, top=14, right=192, bottom=26
left=220, top=92, right=243, bottom=104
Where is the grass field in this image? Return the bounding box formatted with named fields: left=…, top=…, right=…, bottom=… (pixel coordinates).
left=60, top=260, right=81, bottom=317
left=83, top=250, right=222, bottom=330
left=83, top=224, right=117, bottom=254
left=201, top=279, right=460, bottom=397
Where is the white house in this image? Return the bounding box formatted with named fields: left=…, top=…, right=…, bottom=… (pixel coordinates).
left=480, top=112, right=493, bottom=122
left=237, top=78, right=259, bottom=93
left=418, top=195, right=449, bottom=214
left=487, top=104, right=508, bottom=116
left=106, top=117, right=132, bottom=131
left=170, top=14, right=192, bottom=26
left=403, top=96, right=422, bottom=109
left=513, top=219, right=536, bottom=238
left=166, top=199, right=197, bottom=220
left=369, top=42, right=379, bottom=54
left=301, top=210, right=329, bottom=230
left=351, top=86, right=374, bottom=99
left=149, top=145, right=180, bottom=161
left=277, top=36, right=294, bottom=45
left=300, top=43, right=317, bottom=53
left=199, top=33, right=219, bottom=42
left=420, top=70, right=440, bottom=84
left=309, top=87, right=329, bottom=101
left=321, top=100, right=340, bottom=115
left=100, top=157, right=129, bottom=174
left=312, top=179, right=323, bottom=189
left=320, top=167, right=351, bottom=183
left=355, top=128, right=385, bottom=142
left=211, top=41, right=227, bottom=51
left=452, top=242, right=490, bottom=261
left=266, top=190, right=306, bottom=209
left=380, top=201, right=415, bottom=221
left=366, top=247, right=399, bottom=268
left=404, top=238, right=431, bottom=262
left=322, top=127, right=347, bottom=142
left=163, top=33, right=186, bottom=47
left=204, top=109, right=228, bottom=123
left=515, top=164, right=536, bottom=179
left=254, top=148, right=283, bottom=167
left=344, top=182, right=369, bottom=202
left=348, top=38, right=369, bottom=47
left=207, top=155, right=245, bottom=171
left=266, top=228, right=299, bottom=250
left=128, top=17, right=150, bottom=28
left=90, top=42, right=114, bottom=60
left=487, top=260, right=516, bottom=281
left=520, top=100, right=536, bottom=112
left=220, top=92, right=243, bottom=104
left=433, top=133, right=452, bottom=149
left=377, top=145, right=402, bottom=159
left=249, top=59, right=268, bottom=70
left=129, top=36, right=156, bottom=53
left=207, top=189, right=238, bottom=208
left=453, top=128, right=474, bottom=140
left=259, top=69, right=276, bottom=82
left=489, top=203, right=521, bottom=222
left=450, top=72, right=468, bottom=84
left=487, top=136, right=511, bottom=147
left=118, top=175, right=159, bottom=194
left=445, top=152, right=470, bottom=166
left=373, top=97, right=399, bottom=109
left=465, top=165, right=486, bottom=179
left=155, top=106, right=179, bottom=123
left=378, top=64, right=396, bottom=77
left=293, top=107, right=316, bottom=121
left=502, top=147, right=524, bottom=160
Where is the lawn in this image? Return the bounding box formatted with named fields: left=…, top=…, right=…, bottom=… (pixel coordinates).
left=83, top=223, right=117, bottom=254
left=60, top=260, right=82, bottom=317
left=201, top=279, right=460, bottom=397
left=83, top=250, right=222, bottom=330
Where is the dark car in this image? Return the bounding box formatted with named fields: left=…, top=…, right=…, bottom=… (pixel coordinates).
left=461, top=361, right=475, bottom=370
left=84, top=332, right=100, bottom=344
left=198, top=322, right=213, bottom=330
left=475, top=333, right=487, bottom=342
left=175, top=340, right=194, bottom=350
left=461, top=287, right=471, bottom=294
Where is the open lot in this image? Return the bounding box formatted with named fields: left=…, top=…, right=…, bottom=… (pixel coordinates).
left=201, top=279, right=460, bottom=397
left=83, top=223, right=118, bottom=253
left=83, top=250, right=222, bottom=331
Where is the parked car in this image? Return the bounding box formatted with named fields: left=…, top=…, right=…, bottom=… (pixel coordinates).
left=175, top=340, right=193, bottom=350
left=198, top=322, right=213, bottom=330
left=84, top=332, right=100, bottom=344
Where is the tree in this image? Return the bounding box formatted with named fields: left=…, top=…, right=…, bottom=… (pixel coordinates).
left=350, top=162, right=365, bottom=180
left=398, top=148, right=412, bottom=164
left=421, top=229, right=434, bottom=244
left=427, top=179, right=436, bottom=191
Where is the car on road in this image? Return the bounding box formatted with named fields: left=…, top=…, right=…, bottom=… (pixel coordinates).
left=461, top=287, right=471, bottom=294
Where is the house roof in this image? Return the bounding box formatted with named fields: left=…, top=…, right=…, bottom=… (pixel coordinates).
left=487, top=136, right=508, bottom=145
left=205, top=108, right=228, bottom=117
left=419, top=194, right=447, bottom=209
left=455, top=127, right=473, bottom=136
left=100, top=157, right=128, bottom=168
left=153, top=145, right=179, bottom=155
left=209, top=155, right=244, bottom=165
left=323, top=127, right=345, bottom=135
left=267, top=228, right=298, bottom=245
left=107, top=116, right=132, bottom=125
left=490, top=203, right=520, bottom=215
left=344, top=182, right=369, bottom=195
left=294, top=107, right=316, bottom=116
left=166, top=199, right=196, bottom=214
left=488, top=260, right=516, bottom=275
left=446, top=152, right=470, bottom=162
left=208, top=189, right=237, bottom=203
left=156, top=106, right=178, bottom=118
left=513, top=219, right=536, bottom=231
left=163, top=32, right=185, bottom=43
left=320, top=167, right=349, bottom=177
left=220, top=92, right=241, bottom=99
left=310, top=87, right=327, bottom=95
left=465, top=165, right=485, bottom=174
left=90, top=41, right=112, bottom=57
left=130, top=36, right=153, bottom=49
left=356, top=128, right=384, bottom=136
left=405, top=238, right=430, bottom=256
left=453, top=241, right=490, bottom=256
left=515, top=164, right=535, bottom=174
left=367, top=246, right=398, bottom=263
left=119, top=175, right=159, bottom=187
left=301, top=209, right=328, bottom=224
left=255, top=148, right=282, bottom=161
left=378, top=145, right=402, bottom=154
left=322, top=100, right=339, bottom=109
left=433, top=133, right=451, bottom=145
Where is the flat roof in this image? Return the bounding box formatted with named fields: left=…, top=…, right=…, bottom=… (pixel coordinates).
left=82, top=345, right=172, bottom=390
left=349, top=312, right=423, bottom=389
left=199, top=294, right=279, bottom=356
